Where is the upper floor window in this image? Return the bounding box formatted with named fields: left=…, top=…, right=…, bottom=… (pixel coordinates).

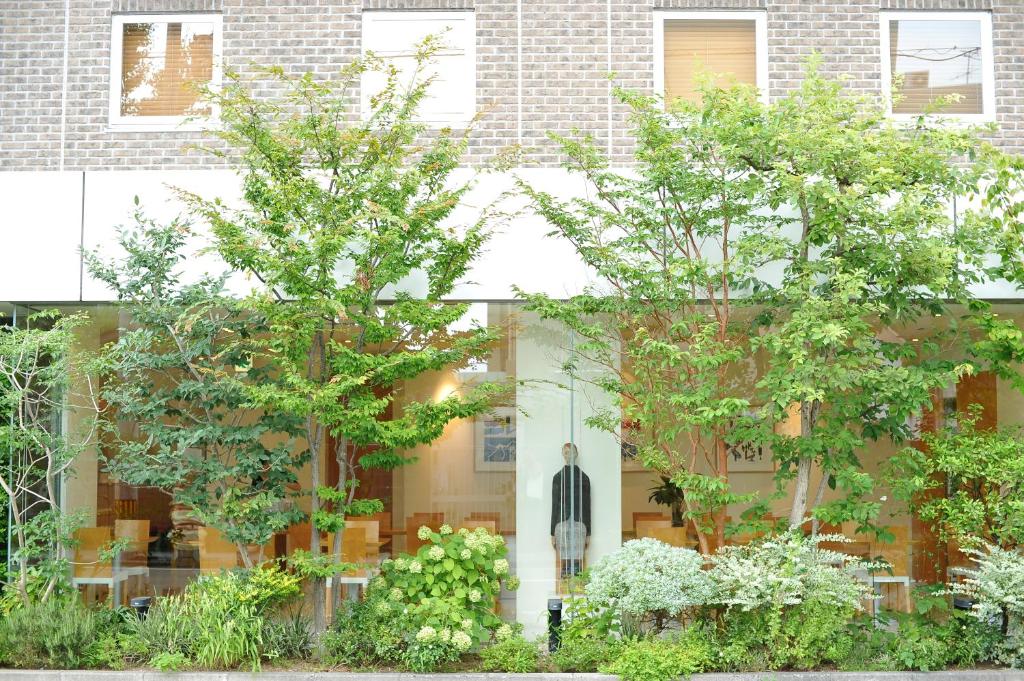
left=109, top=13, right=222, bottom=130
left=880, top=11, right=995, bottom=120
left=361, top=10, right=475, bottom=127
left=654, top=11, right=768, bottom=105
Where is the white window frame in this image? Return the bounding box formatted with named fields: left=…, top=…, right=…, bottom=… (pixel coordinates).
left=108, top=12, right=223, bottom=132
left=653, top=10, right=769, bottom=105
left=360, top=10, right=476, bottom=128
left=879, top=11, right=995, bottom=123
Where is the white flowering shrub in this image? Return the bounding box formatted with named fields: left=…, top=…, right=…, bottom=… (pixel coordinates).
left=949, top=542, right=1024, bottom=667
left=710, top=532, right=872, bottom=612
left=586, top=538, right=712, bottom=634
left=709, top=532, right=873, bottom=670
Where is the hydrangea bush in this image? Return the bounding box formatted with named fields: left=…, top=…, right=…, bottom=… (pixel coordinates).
left=375, top=525, right=518, bottom=650
left=586, top=538, right=711, bottom=635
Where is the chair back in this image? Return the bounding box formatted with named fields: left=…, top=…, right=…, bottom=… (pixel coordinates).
left=74, top=527, right=113, bottom=578
left=407, top=513, right=444, bottom=554
left=198, top=527, right=238, bottom=574
left=114, top=519, right=150, bottom=568
left=635, top=518, right=672, bottom=539
left=467, top=511, right=501, bottom=530
left=324, top=527, right=368, bottom=575
left=346, top=520, right=380, bottom=557
left=632, top=512, right=669, bottom=530
left=649, top=526, right=690, bottom=548
left=287, top=522, right=312, bottom=554
left=880, top=526, right=912, bottom=575
left=460, top=519, right=497, bottom=535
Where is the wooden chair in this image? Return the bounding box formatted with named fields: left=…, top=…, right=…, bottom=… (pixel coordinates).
left=635, top=518, right=672, bottom=539
left=406, top=513, right=444, bottom=554
left=198, top=527, right=238, bottom=574
left=459, top=519, right=497, bottom=535
left=72, top=527, right=132, bottom=606
left=287, top=522, right=312, bottom=554
left=466, top=511, right=501, bottom=530
left=325, top=527, right=371, bottom=614
left=632, top=512, right=669, bottom=530
left=114, top=519, right=151, bottom=599
left=874, top=526, right=913, bottom=613
left=345, top=520, right=381, bottom=559
left=649, top=526, right=692, bottom=548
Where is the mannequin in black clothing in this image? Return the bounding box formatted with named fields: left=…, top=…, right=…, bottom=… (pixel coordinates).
left=550, top=442, right=591, bottom=578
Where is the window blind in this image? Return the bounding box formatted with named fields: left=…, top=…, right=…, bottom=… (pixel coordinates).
left=889, top=19, right=984, bottom=115
left=663, top=19, right=757, bottom=104
left=120, top=21, right=214, bottom=118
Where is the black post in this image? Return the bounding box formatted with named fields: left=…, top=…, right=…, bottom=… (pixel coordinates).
left=547, top=598, right=563, bottom=652
left=129, top=596, right=153, bottom=620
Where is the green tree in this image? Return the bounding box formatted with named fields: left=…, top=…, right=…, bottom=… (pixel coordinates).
left=518, top=81, right=776, bottom=552
left=183, top=44, right=505, bottom=628
left=0, top=312, right=98, bottom=606
left=886, top=406, right=1024, bottom=550
left=86, top=211, right=309, bottom=567
left=522, top=61, right=1024, bottom=546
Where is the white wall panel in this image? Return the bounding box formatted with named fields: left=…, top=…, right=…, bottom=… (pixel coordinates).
left=0, top=172, right=84, bottom=301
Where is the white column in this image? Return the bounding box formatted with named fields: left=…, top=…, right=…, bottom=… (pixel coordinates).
left=515, top=312, right=621, bottom=638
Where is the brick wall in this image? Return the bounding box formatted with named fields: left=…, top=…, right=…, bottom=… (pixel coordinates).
left=1, top=0, right=1023, bottom=171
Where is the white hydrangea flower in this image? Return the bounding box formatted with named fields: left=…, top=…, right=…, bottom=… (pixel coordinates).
left=428, top=545, right=445, bottom=561
left=393, top=558, right=408, bottom=571
left=494, top=623, right=513, bottom=641
left=504, top=576, right=521, bottom=591
left=417, top=525, right=433, bottom=541
left=460, top=549, right=472, bottom=560
left=409, top=560, right=423, bottom=574
left=415, top=626, right=437, bottom=642
left=493, top=558, right=509, bottom=575
left=461, top=618, right=473, bottom=630
left=440, top=524, right=453, bottom=535
left=452, top=631, right=473, bottom=652
left=371, top=576, right=386, bottom=589
left=375, top=600, right=391, bottom=615
left=439, top=628, right=452, bottom=643
left=390, top=587, right=403, bottom=601
left=458, top=527, right=470, bottom=537
left=468, top=589, right=482, bottom=603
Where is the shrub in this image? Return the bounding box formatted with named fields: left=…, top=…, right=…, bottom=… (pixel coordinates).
left=262, top=610, right=314, bottom=661
left=119, top=563, right=302, bottom=671
left=480, top=632, right=539, bottom=673
left=586, top=538, right=710, bottom=635
left=600, top=626, right=714, bottom=681
left=0, top=598, right=104, bottom=669
left=549, top=635, right=621, bottom=672
left=949, top=542, right=1024, bottom=667
left=323, top=589, right=407, bottom=668
left=378, top=525, right=519, bottom=648
left=710, top=532, right=871, bottom=670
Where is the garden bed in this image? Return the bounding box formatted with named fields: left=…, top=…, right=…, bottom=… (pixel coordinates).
left=0, top=671, right=1023, bottom=680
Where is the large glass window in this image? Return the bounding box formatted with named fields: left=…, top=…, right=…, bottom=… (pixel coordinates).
left=109, top=14, right=222, bottom=129
left=881, top=12, right=994, bottom=119
left=655, top=11, right=767, bottom=105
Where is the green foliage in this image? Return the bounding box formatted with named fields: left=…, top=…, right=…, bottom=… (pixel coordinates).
left=322, top=588, right=408, bottom=668
left=0, top=312, right=98, bottom=606
left=180, top=39, right=506, bottom=627
left=150, top=651, right=190, bottom=672
left=601, top=626, right=714, bottom=681
left=377, top=525, right=518, bottom=645
left=262, top=610, right=314, bottom=661
left=119, top=564, right=301, bottom=671
left=480, top=633, right=539, bottom=673
left=522, top=57, right=1024, bottom=544
left=0, top=598, right=106, bottom=669
left=86, top=213, right=308, bottom=565
left=887, top=408, right=1024, bottom=549
left=948, top=542, right=1024, bottom=666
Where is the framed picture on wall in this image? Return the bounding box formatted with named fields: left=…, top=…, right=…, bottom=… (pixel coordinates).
left=727, top=410, right=774, bottom=473
left=475, top=407, right=516, bottom=471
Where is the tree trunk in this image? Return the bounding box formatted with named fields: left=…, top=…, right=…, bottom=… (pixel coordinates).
left=713, top=435, right=728, bottom=550
left=788, top=457, right=812, bottom=529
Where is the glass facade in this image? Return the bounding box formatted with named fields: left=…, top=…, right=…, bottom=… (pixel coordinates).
left=4, top=301, right=1024, bottom=628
